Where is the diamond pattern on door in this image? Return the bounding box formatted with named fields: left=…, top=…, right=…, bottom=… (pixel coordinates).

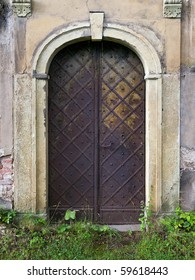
left=48, top=41, right=145, bottom=224
left=48, top=42, right=95, bottom=219
left=99, top=43, right=145, bottom=224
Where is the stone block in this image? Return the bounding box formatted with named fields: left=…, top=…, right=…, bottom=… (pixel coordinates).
left=14, top=74, right=33, bottom=212
left=162, top=74, right=180, bottom=211
left=90, top=12, right=104, bottom=41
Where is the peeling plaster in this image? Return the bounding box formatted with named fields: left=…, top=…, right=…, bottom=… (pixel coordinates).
left=181, top=146, right=195, bottom=170
left=180, top=146, right=195, bottom=210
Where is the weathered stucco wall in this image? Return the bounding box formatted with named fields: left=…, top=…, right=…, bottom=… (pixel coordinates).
left=181, top=0, right=195, bottom=210
left=0, top=0, right=14, bottom=209
left=10, top=0, right=181, bottom=215
left=0, top=0, right=188, bottom=216
left=24, top=0, right=178, bottom=73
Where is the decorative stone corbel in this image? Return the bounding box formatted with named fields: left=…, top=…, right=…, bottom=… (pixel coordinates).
left=12, top=0, right=32, bottom=17
left=90, top=12, right=104, bottom=41
left=163, top=0, right=182, bottom=18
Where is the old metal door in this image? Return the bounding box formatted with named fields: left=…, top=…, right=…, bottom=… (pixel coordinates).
left=48, top=41, right=145, bottom=224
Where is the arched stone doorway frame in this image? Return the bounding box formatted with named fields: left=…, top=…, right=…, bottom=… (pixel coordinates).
left=31, top=22, right=162, bottom=216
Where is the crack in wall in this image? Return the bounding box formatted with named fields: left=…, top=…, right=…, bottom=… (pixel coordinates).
left=86, top=0, right=89, bottom=12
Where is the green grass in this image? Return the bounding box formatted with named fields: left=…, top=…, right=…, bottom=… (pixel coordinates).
left=0, top=207, right=195, bottom=260
left=0, top=219, right=195, bottom=260
left=135, top=231, right=195, bottom=260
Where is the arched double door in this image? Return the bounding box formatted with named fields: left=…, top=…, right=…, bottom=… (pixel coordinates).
left=48, top=40, right=145, bottom=224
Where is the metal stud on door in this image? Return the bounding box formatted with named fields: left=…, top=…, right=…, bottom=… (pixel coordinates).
left=48, top=41, right=145, bottom=223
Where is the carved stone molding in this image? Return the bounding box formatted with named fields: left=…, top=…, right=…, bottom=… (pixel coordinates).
left=163, top=0, right=182, bottom=18
left=12, top=0, right=32, bottom=17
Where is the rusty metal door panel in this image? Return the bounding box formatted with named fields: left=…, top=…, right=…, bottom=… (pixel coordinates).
left=48, top=42, right=95, bottom=220
left=48, top=41, right=145, bottom=223
left=99, top=42, right=145, bottom=224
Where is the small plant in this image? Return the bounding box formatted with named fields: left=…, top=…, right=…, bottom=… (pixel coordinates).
left=55, top=209, right=77, bottom=233
left=0, top=208, right=16, bottom=225
left=160, top=207, right=195, bottom=232
left=33, top=216, right=47, bottom=226
left=138, top=202, right=153, bottom=231
left=56, top=224, right=71, bottom=234
left=64, top=209, right=76, bottom=222
left=15, top=213, right=48, bottom=231
left=91, top=224, right=110, bottom=232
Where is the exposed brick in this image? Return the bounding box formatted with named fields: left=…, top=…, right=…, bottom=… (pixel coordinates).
left=1, top=163, right=13, bottom=171
left=0, top=155, right=13, bottom=209
left=1, top=157, right=13, bottom=164
left=0, top=179, right=13, bottom=185
left=0, top=198, right=12, bottom=210
left=0, top=184, right=13, bottom=200
left=0, top=169, right=13, bottom=175
left=3, top=174, right=13, bottom=181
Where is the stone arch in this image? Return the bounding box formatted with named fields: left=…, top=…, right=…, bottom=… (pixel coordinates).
left=33, top=22, right=162, bottom=76
left=31, top=22, right=162, bottom=216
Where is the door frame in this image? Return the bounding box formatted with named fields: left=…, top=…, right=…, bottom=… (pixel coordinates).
left=17, top=22, right=163, bottom=217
